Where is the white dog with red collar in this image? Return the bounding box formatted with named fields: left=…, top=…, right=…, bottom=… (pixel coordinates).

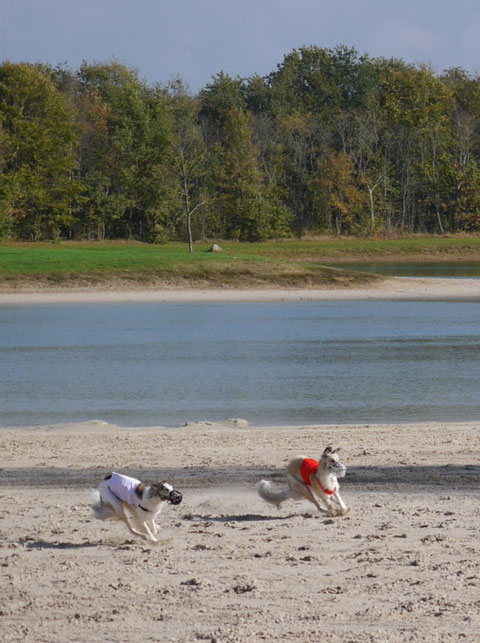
left=256, top=447, right=349, bottom=516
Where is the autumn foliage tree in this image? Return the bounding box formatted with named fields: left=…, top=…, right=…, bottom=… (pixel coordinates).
left=316, top=151, right=366, bottom=234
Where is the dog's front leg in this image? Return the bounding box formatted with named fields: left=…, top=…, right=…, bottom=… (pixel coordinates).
left=118, top=505, right=153, bottom=540
left=148, top=518, right=158, bottom=536
left=129, top=512, right=158, bottom=543
left=310, top=479, right=337, bottom=516
left=143, top=517, right=158, bottom=538
left=118, top=512, right=150, bottom=539
left=140, top=521, right=157, bottom=543
left=332, top=491, right=350, bottom=516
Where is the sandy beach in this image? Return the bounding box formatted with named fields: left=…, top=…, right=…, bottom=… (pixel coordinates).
left=1, top=419, right=479, bottom=642
left=0, top=276, right=480, bottom=305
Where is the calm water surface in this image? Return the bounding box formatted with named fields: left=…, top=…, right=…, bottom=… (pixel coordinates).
left=326, top=261, right=480, bottom=277
left=1, top=300, right=480, bottom=427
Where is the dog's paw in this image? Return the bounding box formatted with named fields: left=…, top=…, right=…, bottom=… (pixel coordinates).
left=323, top=506, right=337, bottom=517
left=336, top=507, right=350, bottom=516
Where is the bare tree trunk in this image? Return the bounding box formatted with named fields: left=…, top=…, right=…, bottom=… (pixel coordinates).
left=186, top=201, right=205, bottom=253
left=187, top=210, right=193, bottom=253
left=368, top=186, right=375, bottom=227
left=436, top=201, right=444, bottom=234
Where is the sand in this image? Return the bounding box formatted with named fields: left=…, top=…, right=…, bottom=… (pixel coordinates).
left=1, top=419, right=479, bottom=642
left=0, top=276, right=479, bottom=304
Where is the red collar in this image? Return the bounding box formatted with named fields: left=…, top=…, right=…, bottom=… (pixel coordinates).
left=318, top=481, right=336, bottom=496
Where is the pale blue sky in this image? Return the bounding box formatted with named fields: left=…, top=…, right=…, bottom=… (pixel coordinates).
left=1, top=0, right=479, bottom=91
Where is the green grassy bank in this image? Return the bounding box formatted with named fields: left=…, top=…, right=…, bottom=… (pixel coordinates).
left=1, top=236, right=480, bottom=290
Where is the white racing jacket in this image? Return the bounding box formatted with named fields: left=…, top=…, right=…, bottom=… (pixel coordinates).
left=108, top=472, right=142, bottom=506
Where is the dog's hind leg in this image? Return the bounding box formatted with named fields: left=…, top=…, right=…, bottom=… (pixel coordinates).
left=107, top=503, right=150, bottom=540
left=287, top=475, right=330, bottom=514
left=91, top=500, right=118, bottom=521
left=96, top=501, right=146, bottom=538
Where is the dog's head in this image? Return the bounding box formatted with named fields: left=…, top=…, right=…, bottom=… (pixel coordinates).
left=320, top=446, right=346, bottom=478
left=150, top=482, right=183, bottom=505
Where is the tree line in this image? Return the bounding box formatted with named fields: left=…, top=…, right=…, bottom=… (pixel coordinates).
left=2, top=46, right=480, bottom=242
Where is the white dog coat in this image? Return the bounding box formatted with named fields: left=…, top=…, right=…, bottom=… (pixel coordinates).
left=108, top=472, right=142, bottom=506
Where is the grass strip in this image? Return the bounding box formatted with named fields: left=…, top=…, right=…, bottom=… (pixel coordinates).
left=1, top=236, right=479, bottom=289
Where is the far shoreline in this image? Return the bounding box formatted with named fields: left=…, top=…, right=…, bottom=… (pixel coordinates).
left=0, top=276, right=480, bottom=305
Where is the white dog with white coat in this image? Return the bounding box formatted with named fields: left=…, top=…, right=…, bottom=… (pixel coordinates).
left=91, top=472, right=183, bottom=542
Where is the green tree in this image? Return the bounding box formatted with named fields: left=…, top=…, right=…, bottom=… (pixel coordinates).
left=78, top=61, right=174, bottom=240
left=199, top=71, right=246, bottom=123
left=0, top=62, right=80, bottom=239
left=268, top=45, right=380, bottom=117
left=0, top=121, right=11, bottom=237
left=276, top=110, right=327, bottom=234
left=442, top=68, right=480, bottom=230
left=383, top=65, right=454, bottom=232
left=210, top=107, right=290, bottom=240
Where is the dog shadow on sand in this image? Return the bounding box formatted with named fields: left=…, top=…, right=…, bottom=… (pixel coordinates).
left=18, top=537, right=101, bottom=550
left=18, top=536, right=173, bottom=549
left=183, top=511, right=316, bottom=524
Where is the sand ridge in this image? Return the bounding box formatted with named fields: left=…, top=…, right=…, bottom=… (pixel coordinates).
left=0, top=276, right=480, bottom=304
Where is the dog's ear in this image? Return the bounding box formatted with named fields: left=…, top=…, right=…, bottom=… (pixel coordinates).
left=322, top=446, right=333, bottom=455
left=332, top=447, right=341, bottom=453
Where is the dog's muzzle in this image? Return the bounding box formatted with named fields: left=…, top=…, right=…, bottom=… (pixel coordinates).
left=168, top=490, right=183, bottom=505
left=329, top=462, right=347, bottom=478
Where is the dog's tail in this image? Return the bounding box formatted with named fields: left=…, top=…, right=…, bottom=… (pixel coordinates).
left=256, top=480, right=291, bottom=508
left=90, top=489, right=117, bottom=520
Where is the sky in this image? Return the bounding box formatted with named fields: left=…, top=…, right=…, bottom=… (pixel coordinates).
left=1, top=0, right=480, bottom=92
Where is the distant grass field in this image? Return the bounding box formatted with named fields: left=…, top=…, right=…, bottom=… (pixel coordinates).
left=1, top=236, right=480, bottom=289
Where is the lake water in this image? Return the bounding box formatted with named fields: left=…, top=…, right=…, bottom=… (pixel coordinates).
left=1, top=300, right=480, bottom=428
left=325, top=261, right=480, bottom=277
